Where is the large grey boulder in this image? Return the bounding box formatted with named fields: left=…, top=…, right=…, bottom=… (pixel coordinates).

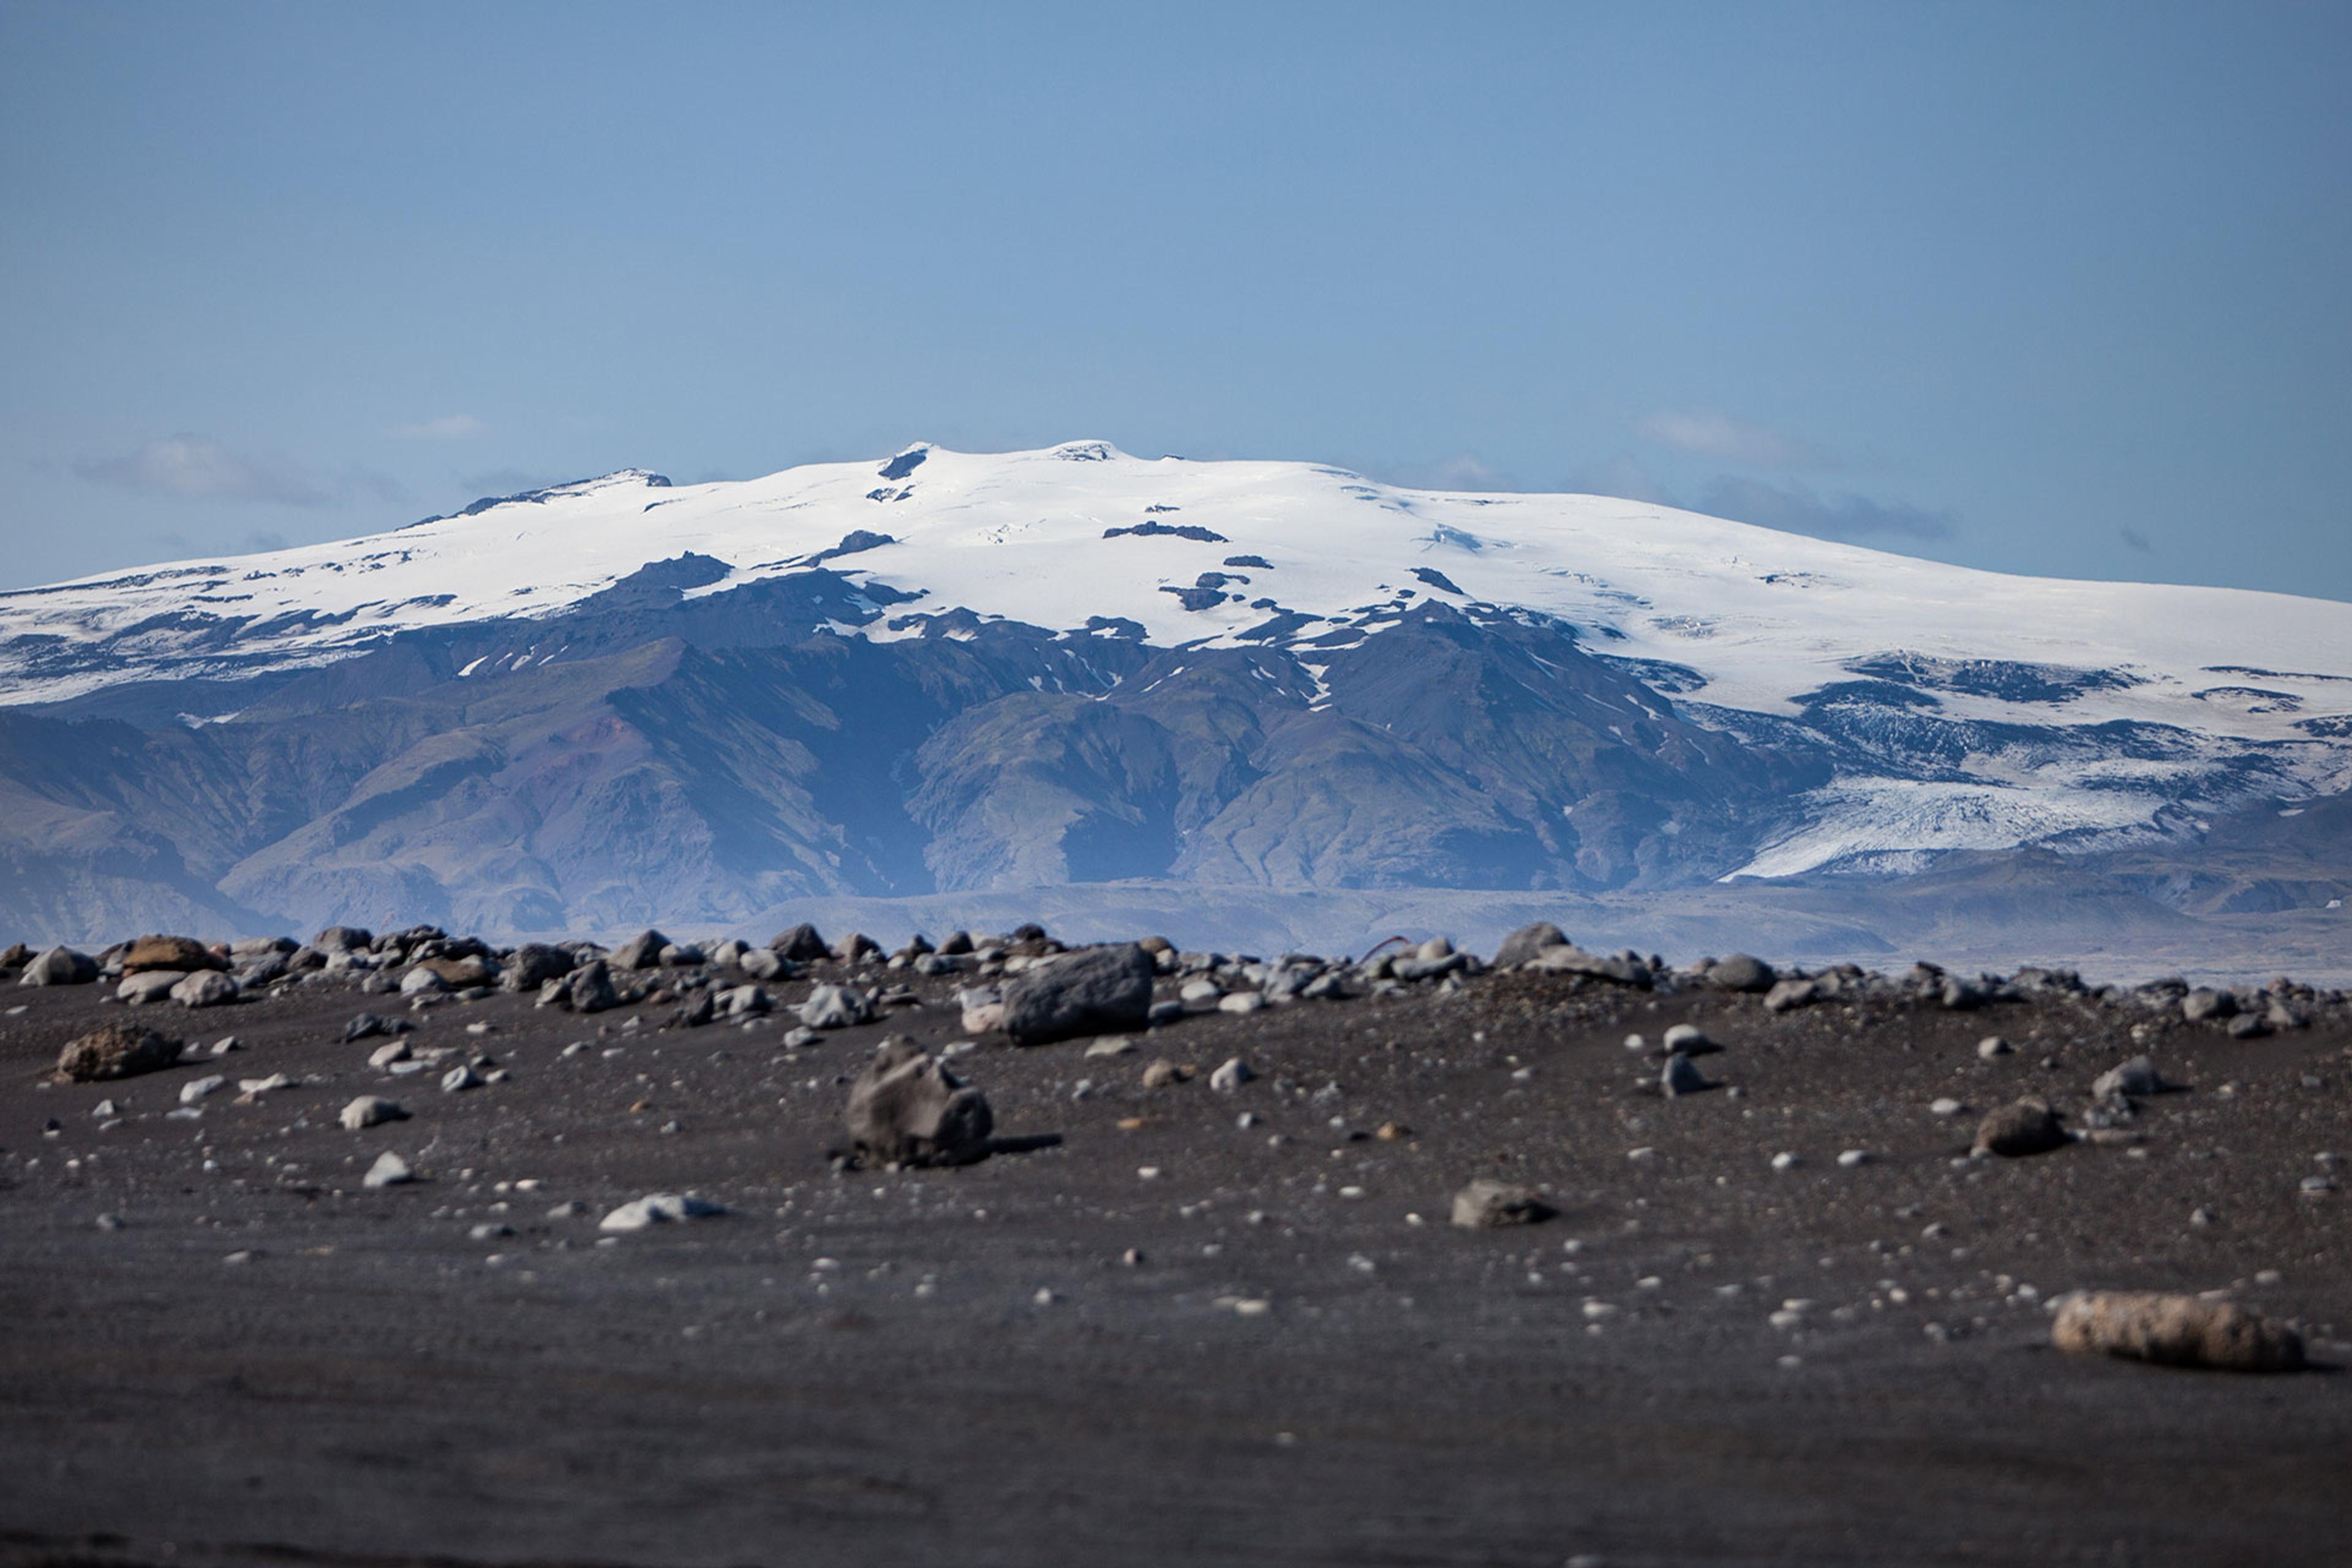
left=170, top=970, right=239, bottom=1009
left=20, top=946, right=99, bottom=987
left=768, top=923, right=829, bottom=962
left=58, top=1023, right=182, bottom=1082
left=313, top=926, right=373, bottom=954
left=539, top=960, right=617, bottom=1014
left=843, top=1036, right=994, bottom=1167
left=117, top=970, right=186, bottom=1005
left=1493, top=922, right=1570, bottom=968
left=609, top=929, right=671, bottom=970
left=737, top=948, right=788, bottom=982
left=800, top=984, right=873, bottom=1030
left=502, top=944, right=574, bottom=992
left=1708, top=954, right=1776, bottom=992
left=999, top=944, right=1155, bottom=1046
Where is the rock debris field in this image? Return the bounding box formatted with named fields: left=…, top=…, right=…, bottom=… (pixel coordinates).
left=2, top=923, right=2349, bottom=1566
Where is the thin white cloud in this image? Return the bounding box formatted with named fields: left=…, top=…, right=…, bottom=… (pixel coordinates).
left=76, top=435, right=336, bottom=508
left=1564, top=453, right=1678, bottom=507
left=1638, top=410, right=1827, bottom=469
left=389, top=413, right=486, bottom=440
left=1700, top=475, right=1956, bottom=543
left=1377, top=453, right=1521, bottom=492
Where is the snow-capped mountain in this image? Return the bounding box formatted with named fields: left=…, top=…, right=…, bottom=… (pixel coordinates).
left=1, top=440, right=2346, bottom=944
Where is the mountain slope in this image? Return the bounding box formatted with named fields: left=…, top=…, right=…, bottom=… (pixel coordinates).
left=0, top=442, right=2346, bottom=942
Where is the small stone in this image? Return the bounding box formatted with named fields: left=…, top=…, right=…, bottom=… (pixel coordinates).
left=1660, top=1053, right=1709, bottom=1097
left=178, top=1075, right=227, bottom=1105
left=1929, top=1098, right=1965, bottom=1117
left=1210, top=1057, right=1256, bottom=1091
left=1217, top=990, right=1266, bottom=1016
left=1451, top=1179, right=1553, bottom=1229
left=1770, top=1152, right=1800, bottom=1172
left=440, top=1065, right=482, bottom=1093
left=1973, top=1099, right=2068, bottom=1158
left=1140, top=1059, right=1191, bottom=1090
left=368, top=1040, right=412, bottom=1067
left=599, top=1193, right=727, bottom=1231
left=362, top=1152, right=415, bottom=1189
left=2180, top=989, right=2237, bottom=1024
left=2091, top=1056, right=2165, bottom=1099
left=1977, top=1036, right=2013, bottom=1060
left=1662, top=1022, right=1717, bottom=1055
left=339, top=1095, right=409, bottom=1131
left=1082, top=1036, right=1137, bottom=1058
left=1836, top=1149, right=1870, bottom=1169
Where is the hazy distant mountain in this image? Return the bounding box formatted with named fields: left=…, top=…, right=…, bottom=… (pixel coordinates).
left=1, top=440, right=2346, bottom=950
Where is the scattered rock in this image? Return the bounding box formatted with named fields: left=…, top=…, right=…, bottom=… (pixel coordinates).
left=609, top=929, right=672, bottom=970
left=57, top=1023, right=182, bottom=1082
left=1973, top=1099, right=2068, bottom=1158
left=178, top=1074, right=227, bottom=1104
left=398, top=965, right=448, bottom=997
left=998, top=943, right=1155, bottom=1046
left=440, top=1065, right=482, bottom=1093
left=843, top=1036, right=995, bottom=1167
left=2182, top=989, right=2237, bottom=1024
left=1451, top=1180, right=1553, bottom=1229
left=2052, top=1291, right=2303, bottom=1373
left=20, top=946, right=99, bottom=987
left=170, top=970, right=239, bottom=1009
left=557, top=960, right=619, bottom=1014
left=1493, top=922, right=1569, bottom=968
left=116, top=971, right=185, bottom=1006
left=1218, top=990, right=1266, bottom=1016
left=120, top=935, right=224, bottom=974
left=502, top=944, right=575, bottom=992
left=1140, top=1059, right=1191, bottom=1089
left=1662, top=1022, right=1718, bottom=1055
left=1210, top=1057, right=1256, bottom=1091
left=800, top=983, right=875, bottom=1030
left=339, top=1096, right=409, bottom=1130
left=361, top=1152, right=415, bottom=1189
left=600, top=1193, right=728, bottom=1231
left=2091, top=1056, right=2166, bottom=1100
left=1083, top=1036, right=1137, bottom=1058
left=1977, top=1035, right=2014, bottom=1060
left=342, top=1012, right=408, bottom=1043
left=1708, top=954, right=1776, bottom=993
left=1763, top=977, right=1820, bottom=1012
left=1660, top=1053, right=1710, bottom=1096
left=768, top=923, right=830, bottom=962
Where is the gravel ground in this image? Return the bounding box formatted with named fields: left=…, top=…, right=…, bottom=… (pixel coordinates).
left=3, top=950, right=2348, bottom=1567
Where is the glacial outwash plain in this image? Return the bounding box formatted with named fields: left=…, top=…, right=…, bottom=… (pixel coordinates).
left=0, top=445, right=2348, bottom=1564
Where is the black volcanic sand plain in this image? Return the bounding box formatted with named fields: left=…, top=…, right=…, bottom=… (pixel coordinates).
left=4, top=946, right=2350, bottom=1567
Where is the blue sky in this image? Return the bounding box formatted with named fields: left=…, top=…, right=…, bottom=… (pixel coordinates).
left=2, top=1, right=2347, bottom=600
